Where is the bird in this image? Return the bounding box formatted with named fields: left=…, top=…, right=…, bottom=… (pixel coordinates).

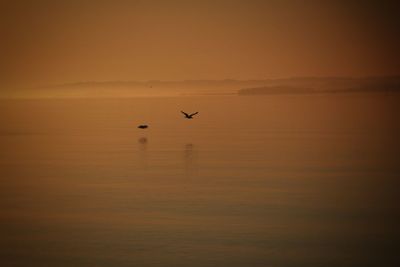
left=181, top=111, right=198, bottom=119
left=138, top=125, right=148, bottom=129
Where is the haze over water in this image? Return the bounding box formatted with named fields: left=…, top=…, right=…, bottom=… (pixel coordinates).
left=1, top=93, right=398, bottom=266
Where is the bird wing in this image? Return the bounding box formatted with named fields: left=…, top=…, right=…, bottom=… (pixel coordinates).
left=181, top=111, right=189, bottom=116
left=189, top=112, right=199, bottom=117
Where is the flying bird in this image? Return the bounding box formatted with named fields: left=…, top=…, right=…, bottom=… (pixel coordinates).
left=181, top=111, right=198, bottom=119
left=138, top=125, right=148, bottom=129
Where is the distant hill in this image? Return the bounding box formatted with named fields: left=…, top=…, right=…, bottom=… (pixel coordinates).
left=238, top=76, right=400, bottom=95
left=1, top=79, right=272, bottom=98
left=238, top=86, right=315, bottom=95
left=2, top=76, right=400, bottom=98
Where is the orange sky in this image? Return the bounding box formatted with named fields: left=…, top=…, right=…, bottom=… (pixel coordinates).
left=1, top=0, right=399, bottom=87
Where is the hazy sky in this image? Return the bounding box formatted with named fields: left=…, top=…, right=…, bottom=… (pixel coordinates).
left=1, top=0, right=399, bottom=87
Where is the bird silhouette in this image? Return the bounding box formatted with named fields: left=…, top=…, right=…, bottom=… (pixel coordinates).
left=138, top=125, right=148, bottom=129
left=181, top=111, right=198, bottom=119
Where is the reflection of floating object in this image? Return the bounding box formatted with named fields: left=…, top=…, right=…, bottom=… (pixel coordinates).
left=138, top=137, right=147, bottom=144
left=137, top=125, right=148, bottom=129
left=181, top=111, right=198, bottom=119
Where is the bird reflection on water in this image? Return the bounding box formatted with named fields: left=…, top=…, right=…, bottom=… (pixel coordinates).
left=183, top=143, right=197, bottom=177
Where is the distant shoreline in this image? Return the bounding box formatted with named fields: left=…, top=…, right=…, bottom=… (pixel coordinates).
left=238, top=85, right=400, bottom=96
left=2, top=76, right=399, bottom=98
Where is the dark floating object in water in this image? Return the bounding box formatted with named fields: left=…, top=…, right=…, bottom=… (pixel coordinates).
left=181, top=111, right=199, bottom=119
left=138, top=125, right=148, bottom=129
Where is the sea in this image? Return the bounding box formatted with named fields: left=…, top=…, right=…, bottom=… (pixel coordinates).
left=0, top=93, right=399, bottom=266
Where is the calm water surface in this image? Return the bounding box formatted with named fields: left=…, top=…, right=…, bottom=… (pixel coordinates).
left=0, top=95, right=399, bottom=266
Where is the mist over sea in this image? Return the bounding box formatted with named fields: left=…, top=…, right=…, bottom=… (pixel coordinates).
left=0, top=93, right=399, bottom=266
